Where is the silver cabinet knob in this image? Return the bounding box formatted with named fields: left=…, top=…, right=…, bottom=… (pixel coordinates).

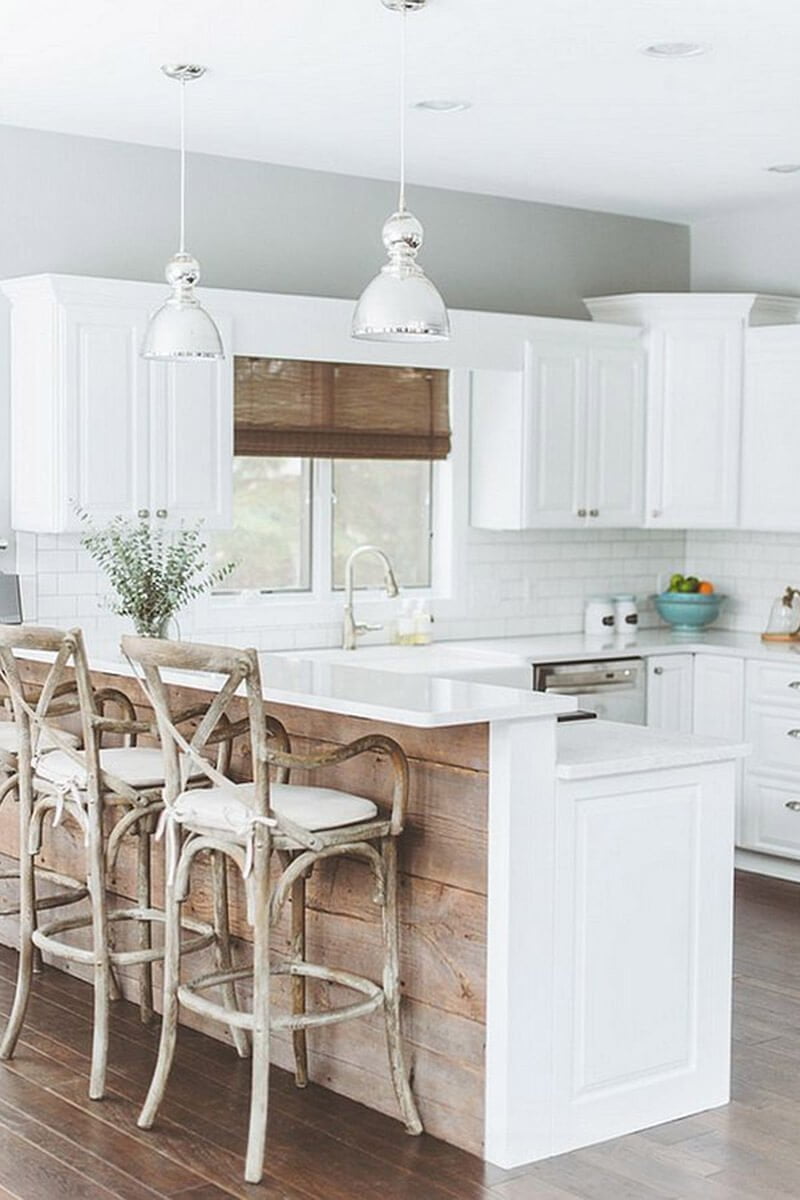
left=787, top=729, right=800, bottom=739
left=155, top=509, right=168, bottom=519
left=577, top=508, right=587, bottom=518
left=786, top=800, right=800, bottom=812
left=137, top=509, right=149, bottom=519
left=589, top=508, right=599, bottom=518
left=789, top=682, right=800, bottom=690
left=652, top=509, right=661, bottom=518
left=653, top=666, right=664, bottom=676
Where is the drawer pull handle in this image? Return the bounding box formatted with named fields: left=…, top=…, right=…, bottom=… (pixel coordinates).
left=789, top=682, right=800, bottom=690
left=785, top=801, right=800, bottom=813
left=787, top=729, right=800, bottom=739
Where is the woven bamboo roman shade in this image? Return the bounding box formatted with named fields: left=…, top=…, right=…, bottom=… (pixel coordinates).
left=234, top=357, right=451, bottom=460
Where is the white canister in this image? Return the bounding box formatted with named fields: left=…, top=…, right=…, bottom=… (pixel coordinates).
left=613, top=593, right=639, bottom=633
left=584, top=596, right=616, bottom=636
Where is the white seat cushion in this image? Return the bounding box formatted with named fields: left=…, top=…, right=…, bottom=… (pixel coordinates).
left=35, top=746, right=204, bottom=791
left=0, top=724, right=80, bottom=755
left=172, top=781, right=379, bottom=837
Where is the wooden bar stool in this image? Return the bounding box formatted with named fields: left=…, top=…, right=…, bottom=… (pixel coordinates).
left=123, top=635, right=422, bottom=1185
left=0, top=624, right=218, bottom=1099
left=0, top=674, right=89, bottom=944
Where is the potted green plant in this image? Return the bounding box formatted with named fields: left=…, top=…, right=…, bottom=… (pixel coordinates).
left=78, top=510, right=234, bottom=638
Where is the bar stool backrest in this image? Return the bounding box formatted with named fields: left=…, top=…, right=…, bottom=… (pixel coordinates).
left=0, top=624, right=99, bottom=789
left=121, top=635, right=270, bottom=822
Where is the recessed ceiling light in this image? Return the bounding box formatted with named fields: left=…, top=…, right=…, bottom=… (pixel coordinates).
left=767, top=163, right=800, bottom=174
left=642, top=42, right=709, bottom=58
left=413, top=99, right=472, bottom=113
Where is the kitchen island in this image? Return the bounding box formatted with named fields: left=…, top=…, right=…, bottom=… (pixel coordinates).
left=0, top=645, right=747, bottom=1169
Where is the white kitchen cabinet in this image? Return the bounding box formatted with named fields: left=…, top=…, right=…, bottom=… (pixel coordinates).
left=1, top=275, right=233, bottom=533
left=740, top=326, right=800, bottom=530
left=469, top=326, right=644, bottom=530
left=692, top=654, right=745, bottom=838
left=647, top=653, right=694, bottom=734
left=741, top=659, right=800, bottom=859
left=585, top=293, right=800, bottom=531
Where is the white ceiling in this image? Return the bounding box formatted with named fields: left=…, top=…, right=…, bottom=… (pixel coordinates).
left=2, top=0, right=800, bottom=222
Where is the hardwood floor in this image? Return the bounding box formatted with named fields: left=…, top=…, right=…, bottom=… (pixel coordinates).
left=0, top=869, right=797, bottom=1199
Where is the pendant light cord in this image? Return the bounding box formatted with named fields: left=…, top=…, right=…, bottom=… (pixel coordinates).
left=179, top=78, right=186, bottom=254
left=398, top=2, right=407, bottom=213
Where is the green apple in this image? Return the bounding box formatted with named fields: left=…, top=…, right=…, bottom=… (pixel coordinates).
left=669, top=573, right=684, bottom=592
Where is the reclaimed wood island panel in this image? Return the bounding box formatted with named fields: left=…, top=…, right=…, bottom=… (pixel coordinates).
left=0, top=660, right=492, bottom=1155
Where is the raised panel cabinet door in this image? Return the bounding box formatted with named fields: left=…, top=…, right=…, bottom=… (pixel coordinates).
left=693, top=654, right=745, bottom=840
left=149, top=317, right=233, bottom=529
left=740, top=330, right=800, bottom=531
left=586, top=344, right=645, bottom=528
left=524, top=339, right=588, bottom=528
left=646, top=323, right=742, bottom=528
left=647, top=654, right=694, bottom=733
left=63, top=304, right=150, bottom=529
left=469, top=369, right=527, bottom=529
left=740, top=774, right=800, bottom=859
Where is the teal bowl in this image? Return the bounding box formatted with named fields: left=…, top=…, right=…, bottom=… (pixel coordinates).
left=653, top=592, right=725, bottom=631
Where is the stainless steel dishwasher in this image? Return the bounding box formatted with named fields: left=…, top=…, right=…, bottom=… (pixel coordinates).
left=533, top=658, right=646, bottom=724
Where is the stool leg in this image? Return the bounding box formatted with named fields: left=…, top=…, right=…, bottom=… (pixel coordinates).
left=0, top=789, right=35, bottom=1062
left=211, top=850, right=250, bottom=1059
left=87, top=809, right=111, bottom=1100
left=136, top=822, right=154, bottom=1025
left=244, top=843, right=271, bottom=1185
left=138, top=841, right=182, bottom=1129
left=380, top=837, right=422, bottom=1135
left=290, top=871, right=308, bottom=1088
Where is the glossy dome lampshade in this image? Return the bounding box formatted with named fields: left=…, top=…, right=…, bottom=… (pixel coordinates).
left=142, top=252, right=224, bottom=360
left=141, top=64, right=224, bottom=362
left=352, top=210, right=450, bottom=342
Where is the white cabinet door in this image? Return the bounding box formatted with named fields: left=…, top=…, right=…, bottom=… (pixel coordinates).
left=647, top=654, right=694, bottom=734
left=149, top=323, right=233, bottom=529
left=469, top=369, right=527, bottom=530
left=692, top=655, right=745, bottom=741
left=740, top=328, right=800, bottom=530
left=586, top=344, right=645, bottom=528
left=524, top=340, right=587, bottom=528
left=62, top=303, right=150, bottom=530
left=693, top=654, right=745, bottom=839
left=646, top=323, right=742, bottom=529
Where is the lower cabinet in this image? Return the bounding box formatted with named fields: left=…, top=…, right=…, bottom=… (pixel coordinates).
left=646, top=654, right=694, bottom=733
left=741, top=660, right=800, bottom=859
left=692, top=655, right=746, bottom=842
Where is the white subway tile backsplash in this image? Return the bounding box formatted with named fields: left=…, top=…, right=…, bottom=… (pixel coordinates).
left=18, top=523, right=780, bottom=649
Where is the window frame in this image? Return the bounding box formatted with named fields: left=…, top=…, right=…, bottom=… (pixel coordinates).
left=192, top=370, right=468, bottom=635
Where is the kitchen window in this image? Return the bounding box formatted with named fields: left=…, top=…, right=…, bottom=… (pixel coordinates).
left=209, top=357, right=447, bottom=596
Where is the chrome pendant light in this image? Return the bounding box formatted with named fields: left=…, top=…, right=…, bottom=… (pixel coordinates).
left=142, top=64, right=224, bottom=361
left=352, top=0, right=450, bottom=342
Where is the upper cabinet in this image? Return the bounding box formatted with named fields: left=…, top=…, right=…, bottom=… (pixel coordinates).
left=585, top=293, right=800, bottom=531
left=741, top=326, right=800, bottom=531
left=2, top=275, right=233, bottom=533
left=470, top=324, right=645, bottom=530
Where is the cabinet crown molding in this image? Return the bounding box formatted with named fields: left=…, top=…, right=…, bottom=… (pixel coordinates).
left=584, top=292, right=800, bottom=327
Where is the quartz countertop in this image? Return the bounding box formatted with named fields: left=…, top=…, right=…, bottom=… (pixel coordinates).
left=18, top=643, right=576, bottom=729
left=556, top=719, right=750, bottom=780
left=447, top=628, right=800, bottom=667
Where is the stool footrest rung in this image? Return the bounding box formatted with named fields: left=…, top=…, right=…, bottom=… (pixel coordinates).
left=178, top=960, right=386, bottom=1035
left=32, top=907, right=214, bottom=967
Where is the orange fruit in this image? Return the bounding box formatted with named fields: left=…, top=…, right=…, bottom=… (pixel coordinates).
left=698, top=581, right=714, bottom=594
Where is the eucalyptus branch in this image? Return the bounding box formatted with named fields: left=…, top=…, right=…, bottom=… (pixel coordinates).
left=77, top=508, right=234, bottom=638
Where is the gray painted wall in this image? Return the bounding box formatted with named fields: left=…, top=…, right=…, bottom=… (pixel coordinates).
left=0, top=121, right=691, bottom=560
left=691, top=199, right=800, bottom=294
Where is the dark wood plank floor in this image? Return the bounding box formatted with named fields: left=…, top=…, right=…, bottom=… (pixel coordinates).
left=0, top=869, right=798, bottom=1199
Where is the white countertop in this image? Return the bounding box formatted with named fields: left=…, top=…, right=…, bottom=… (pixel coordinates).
left=447, top=628, right=800, bottom=667
left=556, top=720, right=750, bottom=780
left=23, top=643, right=576, bottom=730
